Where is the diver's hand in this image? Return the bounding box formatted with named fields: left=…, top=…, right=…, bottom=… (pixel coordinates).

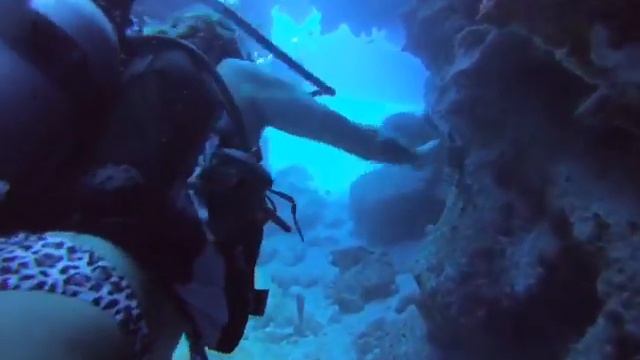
left=377, top=137, right=443, bottom=167
left=412, top=139, right=443, bottom=168
left=378, top=137, right=419, bottom=164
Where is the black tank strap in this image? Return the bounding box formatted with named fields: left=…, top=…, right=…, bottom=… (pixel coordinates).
left=123, top=35, right=252, bottom=153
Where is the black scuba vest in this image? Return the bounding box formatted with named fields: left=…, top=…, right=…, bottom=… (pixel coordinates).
left=66, top=36, right=224, bottom=285
left=73, top=35, right=273, bottom=354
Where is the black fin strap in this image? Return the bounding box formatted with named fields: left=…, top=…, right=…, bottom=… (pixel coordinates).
left=249, top=288, right=269, bottom=316
left=186, top=330, right=209, bottom=360
left=267, top=189, right=304, bottom=242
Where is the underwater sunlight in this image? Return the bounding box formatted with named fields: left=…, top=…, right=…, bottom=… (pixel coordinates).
left=260, top=6, right=427, bottom=194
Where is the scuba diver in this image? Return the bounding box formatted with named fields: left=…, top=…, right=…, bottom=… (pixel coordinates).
left=145, top=10, right=422, bottom=166
left=0, top=1, right=428, bottom=359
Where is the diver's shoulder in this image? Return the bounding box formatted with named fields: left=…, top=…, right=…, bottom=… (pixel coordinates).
left=216, top=58, right=272, bottom=96
left=217, top=58, right=301, bottom=95
left=217, top=58, right=264, bottom=78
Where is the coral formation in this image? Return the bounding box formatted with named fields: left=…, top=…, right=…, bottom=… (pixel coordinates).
left=329, top=247, right=398, bottom=313
left=403, top=0, right=640, bottom=358
left=349, top=165, right=446, bottom=245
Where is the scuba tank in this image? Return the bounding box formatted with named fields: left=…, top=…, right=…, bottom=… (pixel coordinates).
left=0, top=0, right=120, bottom=210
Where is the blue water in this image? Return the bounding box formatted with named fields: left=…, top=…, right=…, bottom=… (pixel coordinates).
left=261, top=6, right=427, bottom=194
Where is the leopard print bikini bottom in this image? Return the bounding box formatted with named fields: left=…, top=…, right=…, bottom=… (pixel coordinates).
left=0, top=232, right=150, bottom=358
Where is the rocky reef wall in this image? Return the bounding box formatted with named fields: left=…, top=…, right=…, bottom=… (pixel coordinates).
left=403, top=0, right=640, bottom=358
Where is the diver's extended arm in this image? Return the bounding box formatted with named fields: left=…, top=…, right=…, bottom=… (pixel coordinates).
left=268, top=96, right=418, bottom=164
left=217, top=59, right=417, bottom=164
